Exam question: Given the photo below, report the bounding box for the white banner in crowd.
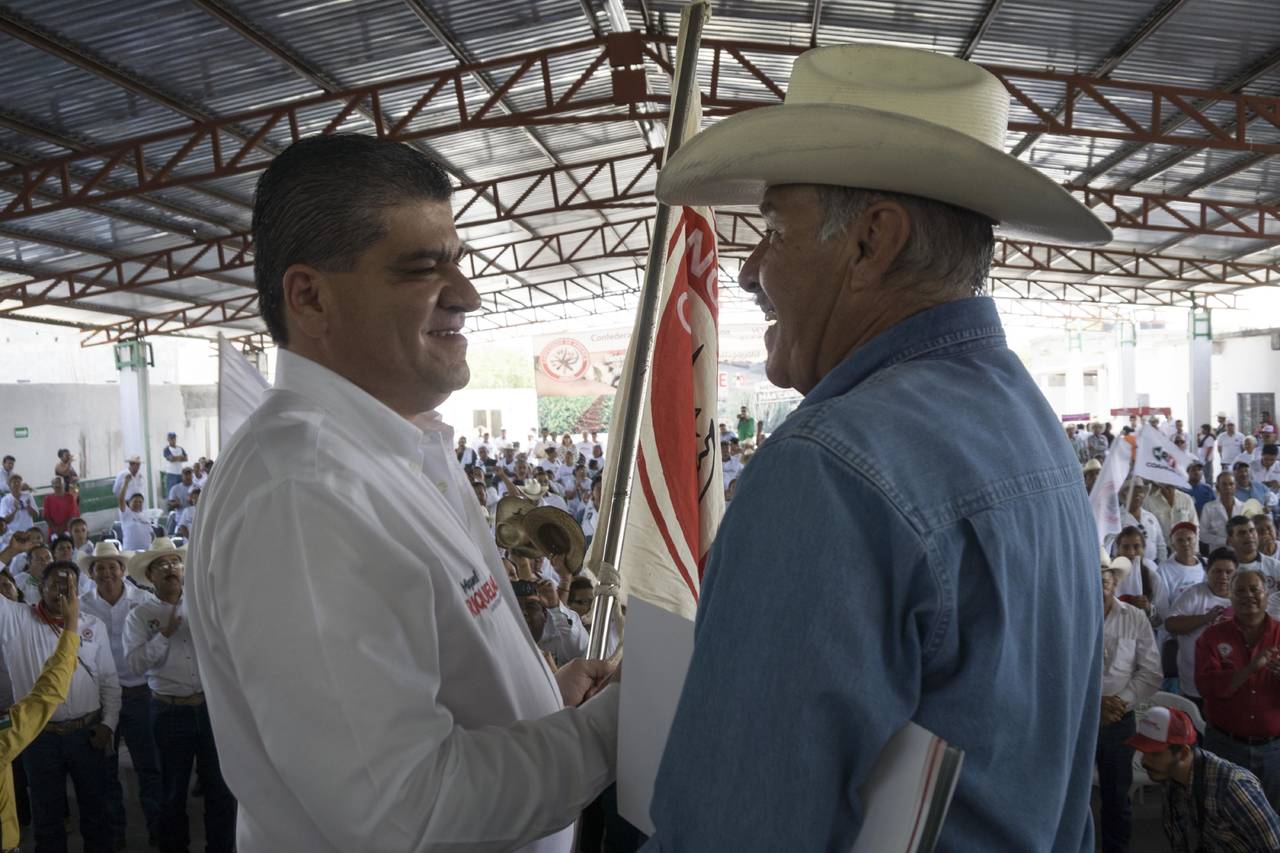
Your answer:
[1134,426,1196,488]
[1089,432,1133,549]
[217,335,270,450]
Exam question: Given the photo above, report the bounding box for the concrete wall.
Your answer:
[437,388,540,446]
[0,383,217,499]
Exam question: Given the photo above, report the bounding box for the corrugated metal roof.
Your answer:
[0,0,1277,340]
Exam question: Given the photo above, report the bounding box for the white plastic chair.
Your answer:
[1150,691,1206,734]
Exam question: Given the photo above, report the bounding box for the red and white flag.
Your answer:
[587,46,721,622]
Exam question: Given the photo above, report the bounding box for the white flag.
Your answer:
[1134,425,1196,488]
[217,335,270,451]
[1089,434,1134,549]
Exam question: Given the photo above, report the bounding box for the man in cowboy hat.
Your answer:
[80,541,163,848]
[1097,552,1161,852]
[123,538,236,853]
[186,133,616,853]
[0,560,119,852]
[112,455,146,505]
[645,44,1110,850]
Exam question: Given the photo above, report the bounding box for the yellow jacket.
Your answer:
[0,628,79,849]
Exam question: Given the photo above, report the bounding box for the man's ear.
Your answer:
[844,199,912,291]
[281,263,332,341]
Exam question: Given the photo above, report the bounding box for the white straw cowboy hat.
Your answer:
[656,44,1111,245]
[76,541,132,576]
[125,537,186,586]
[1101,550,1132,585]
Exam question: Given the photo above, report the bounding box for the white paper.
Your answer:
[616,595,694,835]
[852,722,951,853]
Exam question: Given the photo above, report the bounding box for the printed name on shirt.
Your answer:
[460,569,500,618]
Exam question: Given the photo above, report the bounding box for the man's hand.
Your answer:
[554,658,617,707]
[1251,646,1280,675]
[1101,695,1126,726]
[1128,595,1151,613]
[549,553,572,581]
[59,587,80,634]
[536,579,560,610]
[160,605,181,638]
[1206,605,1228,625]
[88,723,113,751]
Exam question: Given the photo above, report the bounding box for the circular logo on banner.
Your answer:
[538,338,590,382]
[1218,643,1234,658]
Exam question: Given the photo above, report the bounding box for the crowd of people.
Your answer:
[1080,412,1280,850]
[0,435,222,852]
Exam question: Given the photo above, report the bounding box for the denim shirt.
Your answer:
[644,297,1103,852]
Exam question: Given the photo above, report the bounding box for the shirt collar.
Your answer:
[799,296,1005,409]
[274,349,440,459]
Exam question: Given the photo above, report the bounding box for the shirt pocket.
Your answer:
[1109,637,1138,674]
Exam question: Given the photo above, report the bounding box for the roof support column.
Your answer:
[114,340,157,509]
[1118,319,1138,409]
[1188,303,1213,438]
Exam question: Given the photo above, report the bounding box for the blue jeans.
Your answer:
[22,724,111,853]
[1095,712,1135,853]
[1204,726,1280,814]
[151,699,236,853]
[107,685,161,843]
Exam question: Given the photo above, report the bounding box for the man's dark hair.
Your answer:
[569,576,593,593]
[57,448,69,457]
[1207,546,1239,567]
[1233,461,1251,471]
[39,560,79,585]
[1227,515,1255,536]
[68,517,86,529]
[1117,525,1145,544]
[251,133,454,345]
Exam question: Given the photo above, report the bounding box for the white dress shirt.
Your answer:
[1143,488,1197,546]
[1259,462,1280,488]
[1101,599,1161,708]
[1105,508,1167,564]
[0,598,120,728]
[167,482,191,508]
[163,445,187,477]
[722,457,743,489]
[1115,557,1166,614]
[581,504,600,540]
[124,596,202,696]
[539,603,589,667]
[1154,558,1205,621]
[0,492,37,533]
[1199,498,1236,551]
[10,570,90,603]
[82,583,154,689]
[113,470,146,502]
[1168,582,1231,698]
[186,349,616,853]
[175,504,197,533]
[119,508,153,552]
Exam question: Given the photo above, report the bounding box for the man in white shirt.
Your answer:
[80,542,162,848]
[495,429,513,452]
[532,428,553,460]
[1260,445,1280,490]
[113,455,147,505]
[456,436,478,468]
[1113,525,1165,624]
[191,461,209,492]
[1145,481,1197,550]
[1165,548,1237,700]
[166,467,194,513]
[175,488,200,538]
[118,486,155,553]
[124,540,236,853]
[513,579,590,668]
[1200,471,1240,552]
[0,473,38,541]
[161,433,188,498]
[187,135,616,853]
[1110,478,1167,564]
[1219,422,1245,469]
[1156,522,1206,622]
[539,445,561,474]
[1226,515,1280,614]
[0,560,119,852]
[1097,553,1161,852]
[721,442,743,493]
[12,541,53,605]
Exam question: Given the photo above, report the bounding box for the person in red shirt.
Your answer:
[1196,568,1280,812]
[41,476,79,536]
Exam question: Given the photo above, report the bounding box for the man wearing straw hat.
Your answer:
[186,134,617,853]
[646,44,1110,850]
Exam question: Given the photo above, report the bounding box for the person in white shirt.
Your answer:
[1200,471,1240,552]
[174,487,201,539]
[118,486,155,553]
[1218,422,1245,469]
[580,480,601,544]
[1258,514,1279,560]
[1109,478,1166,564]
[11,542,52,606]
[1112,525,1165,625]
[1155,522,1206,621]
[0,560,120,852]
[79,542,162,848]
[186,135,616,853]
[1097,552,1161,852]
[532,428,553,460]
[1198,425,1218,481]
[498,445,519,475]
[0,473,39,541]
[495,429,513,452]
[1144,481,1197,549]
[513,579,589,668]
[191,461,209,492]
[1259,445,1280,490]
[124,539,236,853]
[166,467,194,513]
[1226,515,1280,614]
[112,456,147,505]
[539,445,561,474]
[160,433,188,498]
[70,517,93,557]
[1164,548,1237,699]
[721,442,744,493]
[456,436,478,468]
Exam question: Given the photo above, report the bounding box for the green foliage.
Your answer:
[466,346,534,389]
[537,394,615,433]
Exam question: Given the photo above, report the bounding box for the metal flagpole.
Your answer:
[584,0,710,661]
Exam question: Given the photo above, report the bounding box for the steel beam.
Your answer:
[959,0,1006,60]
[8,36,1280,222]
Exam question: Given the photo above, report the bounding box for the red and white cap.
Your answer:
[1124,707,1197,753]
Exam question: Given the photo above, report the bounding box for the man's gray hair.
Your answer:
[815,186,995,299]
[1232,569,1268,593]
